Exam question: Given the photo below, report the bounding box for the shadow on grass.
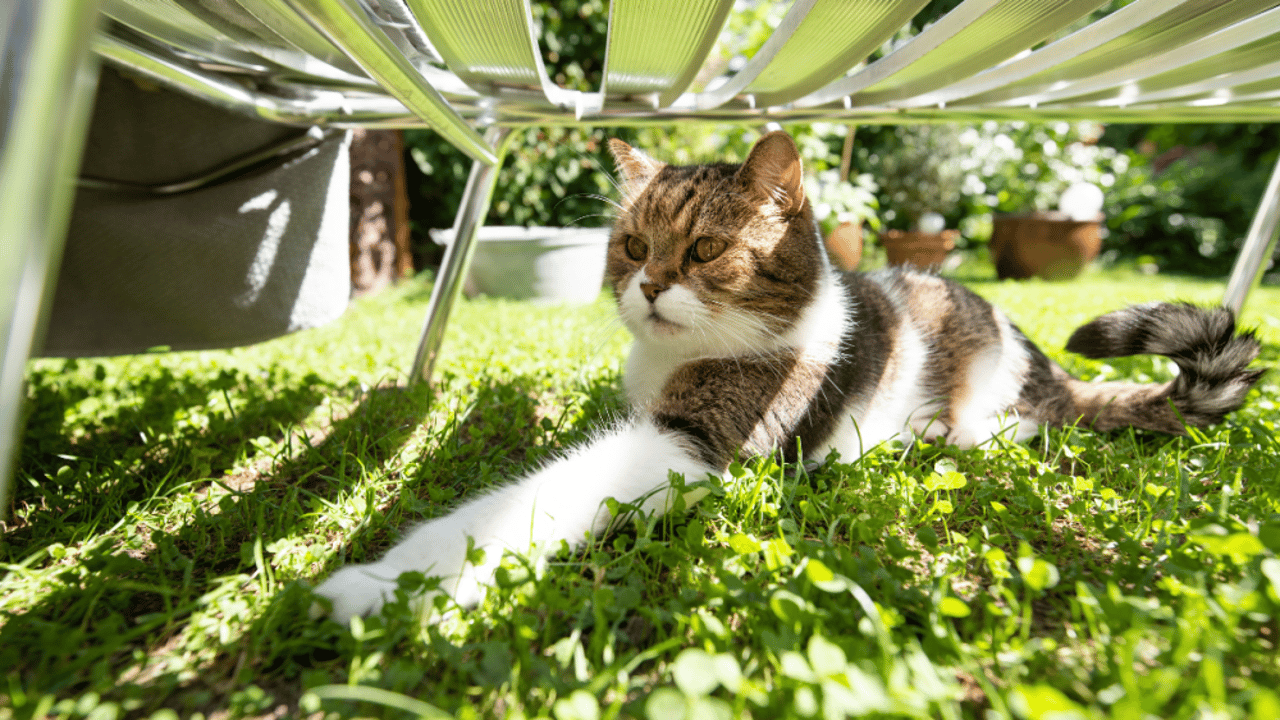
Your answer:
[315,370,626,566]
[1,367,435,709]
[0,364,625,715]
[10,362,328,546]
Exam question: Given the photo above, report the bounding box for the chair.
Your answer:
[3,0,1279,510]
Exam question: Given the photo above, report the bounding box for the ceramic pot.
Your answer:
[430,226,608,304]
[990,211,1103,280]
[880,229,958,270]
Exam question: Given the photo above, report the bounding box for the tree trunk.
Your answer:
[349,129,412,297]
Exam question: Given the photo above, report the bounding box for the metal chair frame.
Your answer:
[3,0,1280,510]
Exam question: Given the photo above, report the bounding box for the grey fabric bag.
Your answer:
[40,67,351,357]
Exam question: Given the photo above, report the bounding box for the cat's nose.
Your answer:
[640,281,666,303]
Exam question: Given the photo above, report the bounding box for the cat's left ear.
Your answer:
[609,139,665,206]
[738,131,805,216]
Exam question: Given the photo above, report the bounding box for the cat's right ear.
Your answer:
[609,139,665,206]
[738,131,805,216]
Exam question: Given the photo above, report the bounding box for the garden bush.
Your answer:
[1097,123,1280,274]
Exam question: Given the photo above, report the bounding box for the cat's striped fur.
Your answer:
[315,132,1263,622]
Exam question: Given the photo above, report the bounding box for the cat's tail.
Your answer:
[1060,302,1264,433]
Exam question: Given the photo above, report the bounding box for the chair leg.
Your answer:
[1223,151,1280,316]
[410,126,514,384]
[0,0,103,516]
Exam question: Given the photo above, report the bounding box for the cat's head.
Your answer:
[606,131,825,357]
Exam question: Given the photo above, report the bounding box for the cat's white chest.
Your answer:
[623,341,688,408]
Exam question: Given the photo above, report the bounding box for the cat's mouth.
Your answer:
[646,310,684,333]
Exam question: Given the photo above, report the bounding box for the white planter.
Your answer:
[430,226,609,304]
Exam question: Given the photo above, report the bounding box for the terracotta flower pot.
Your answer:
[990,211,1103,281]
[825,221,863,271]
[880,229,958,270]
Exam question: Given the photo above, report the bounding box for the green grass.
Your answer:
[3,266,1279,720]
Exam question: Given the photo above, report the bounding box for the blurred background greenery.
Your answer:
[403,0,1280,277]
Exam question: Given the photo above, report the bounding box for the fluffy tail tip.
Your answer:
[1065,302,1245,360]
[1066,302,1266,428]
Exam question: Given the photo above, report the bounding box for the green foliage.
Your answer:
[406,126,630,234]
[1096,123,1280,274]
[876,125,967,227]
[806,169,880,238]
[531,0,608,92]
[3,269,1279,718]
[632,124,760,166]
[854,118,1278,275]
[712,1,787,73]
[404,0,1275,282]
[950,121,1119,217]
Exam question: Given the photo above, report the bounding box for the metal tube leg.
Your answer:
[0,0,103,516]
[411,126,514,384]
[1223,151,1280,316]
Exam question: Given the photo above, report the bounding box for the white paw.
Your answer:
[312,562,403,624]
[447,565,489,609]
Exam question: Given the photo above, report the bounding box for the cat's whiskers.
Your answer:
[563,305,631,392]
[583,313,627,355]
[693,313,793,379]
[698,299,786,352]
[580,193,623,213]
[560,139,631,203]
[702,296,791,330]
[689,309,817,394]
[686,313,750,376]
[565,213,618,227]
[690,307,746,352]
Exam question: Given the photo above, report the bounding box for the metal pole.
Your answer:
[1223,151,1280,316]
[411,126,514,384]
[0,0,104,516]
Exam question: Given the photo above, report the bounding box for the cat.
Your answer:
[314,131,1264,622]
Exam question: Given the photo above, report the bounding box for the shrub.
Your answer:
[876,124,966,229]
[1096,123,1280,274]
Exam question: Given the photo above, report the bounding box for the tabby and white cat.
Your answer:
[315,131,1263,622]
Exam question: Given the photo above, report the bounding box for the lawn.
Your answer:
[2,265,1279,720]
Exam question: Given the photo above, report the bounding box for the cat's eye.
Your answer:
[625,235,648,261]
[692,236,727,263]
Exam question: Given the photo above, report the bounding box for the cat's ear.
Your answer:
[609,139,665,205]
[738,131,805,216]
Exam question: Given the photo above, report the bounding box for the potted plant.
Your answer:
[806,168,881,271]
[955,122,1116,280]
[876,125,964,269]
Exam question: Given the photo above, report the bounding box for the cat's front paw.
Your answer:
[312,562,402,623]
